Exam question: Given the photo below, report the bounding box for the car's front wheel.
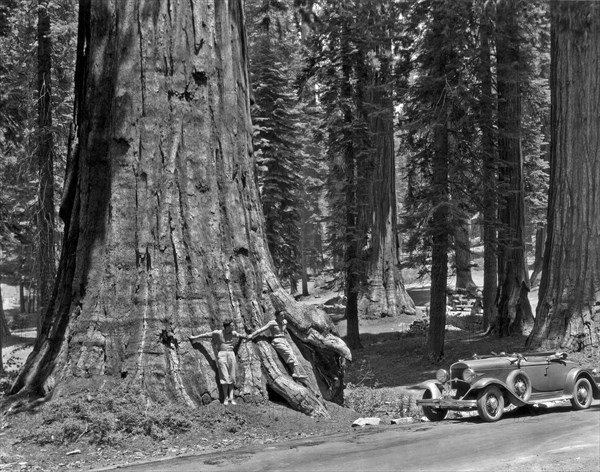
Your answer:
[477,386,505,422]
[570,378,593,410]
[421,389,448,421]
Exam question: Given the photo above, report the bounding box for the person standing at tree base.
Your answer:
[189,319,247,405]
[249,310,307,379]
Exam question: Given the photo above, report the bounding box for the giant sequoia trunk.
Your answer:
[527,1,600,352]
[495,0,533,336]
[7,0,350,416]
[358,82,415,320]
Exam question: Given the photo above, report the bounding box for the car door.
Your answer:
[545,357,570,392]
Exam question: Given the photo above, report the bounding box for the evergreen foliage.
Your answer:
[400,0,478,277]
[248,0,301,288]
[247,0,317,290]
[0,0,76,286]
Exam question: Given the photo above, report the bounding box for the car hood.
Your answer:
[452,357,515,371]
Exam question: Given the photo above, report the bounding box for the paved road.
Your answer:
[110,402,599,472]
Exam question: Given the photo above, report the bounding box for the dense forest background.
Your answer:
[0,0,598,393]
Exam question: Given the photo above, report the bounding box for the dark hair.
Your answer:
[222,318,233,327]
[275,310,286,317]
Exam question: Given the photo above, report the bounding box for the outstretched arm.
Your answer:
[248,321,275,340]
[189,330,217,341]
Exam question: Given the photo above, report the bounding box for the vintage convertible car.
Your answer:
[417,351,600,422]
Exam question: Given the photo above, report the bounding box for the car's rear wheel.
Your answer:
[570,378,593,410]
[507,370,532,402]
[421,388,448,421]
[477,386,505,422]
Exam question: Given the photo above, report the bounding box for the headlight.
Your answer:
[462,368,477,383]
[436,369,449,383]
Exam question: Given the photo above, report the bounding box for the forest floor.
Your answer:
[0,276,598,471]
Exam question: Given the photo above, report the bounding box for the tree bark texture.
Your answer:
[358,80,415,320]
[495,0,533,336]
[454,218,477,294]
[7,0,350,416]
[428,121,449,361]
[340,24,361,350]
[478,8,498,331]
[527,1,600,353]
[529,223,545,287]
[37,0,56,323]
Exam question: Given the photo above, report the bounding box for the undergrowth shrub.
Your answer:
[344,385,421,418]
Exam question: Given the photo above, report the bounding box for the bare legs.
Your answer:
[223,383,236,405]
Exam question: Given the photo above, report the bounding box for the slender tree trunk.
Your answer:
[428,120,449,361]
[495,0,533,336]
[37,0,56,335]
[6,0,350,416]
[527,1,600,352]
[19,279,25,313]
[344,182,361,350]
[300,208,310,297]
[529,223,545,287]
[340,21,361,350]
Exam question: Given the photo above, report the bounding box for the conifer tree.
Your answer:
[304,1,414,351]
[401,0,478,359]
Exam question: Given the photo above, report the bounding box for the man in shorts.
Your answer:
[189,319,247,404]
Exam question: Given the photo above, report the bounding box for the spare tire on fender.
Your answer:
[506,370,532,402]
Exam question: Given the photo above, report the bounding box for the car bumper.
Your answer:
[417,398,478,409]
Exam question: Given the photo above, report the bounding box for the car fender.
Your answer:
[564,368,600,399]
[469,377,528,406]
[417,380,444,397]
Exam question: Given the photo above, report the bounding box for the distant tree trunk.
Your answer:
[454,217,477,294]
[527,1,600,352]
[428,120,449,361]
[0,269,10,342]
[495,0,533,337]
[19,279,25,313]
[359,74,415,320]
[37,0,56,334]
[344,170,361,350]
[300,208,310,297]
[7,0,350,416]
[529,223,545,287]
[340,22,361,350]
